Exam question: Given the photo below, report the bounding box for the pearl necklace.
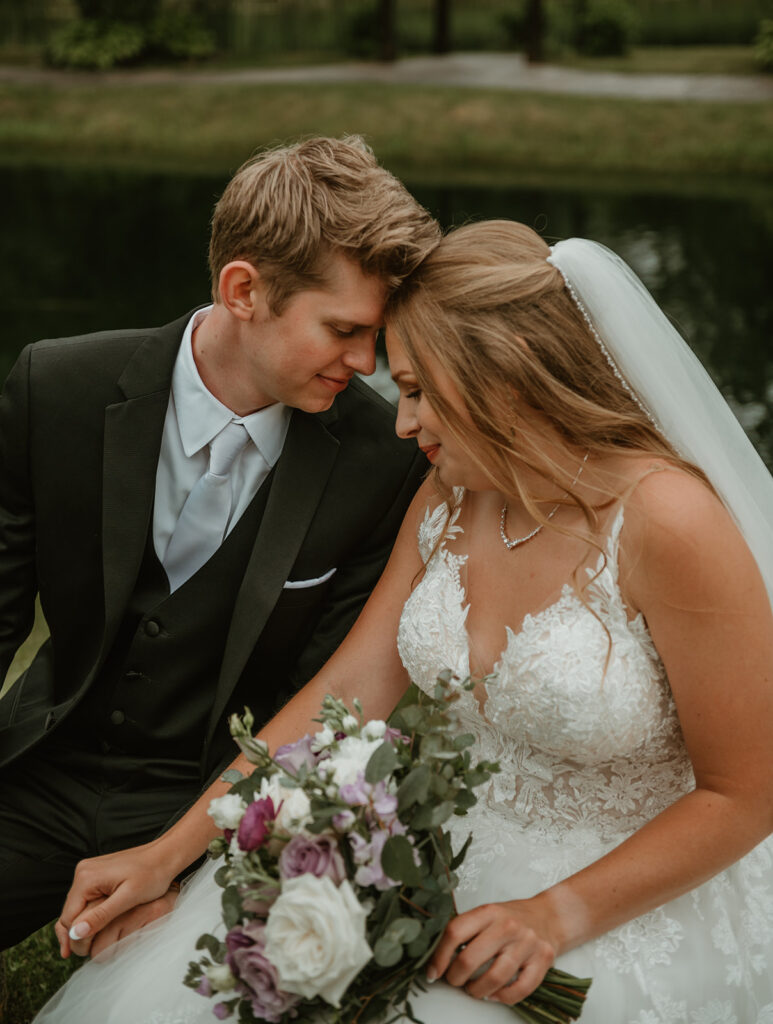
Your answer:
[499,453,589,551]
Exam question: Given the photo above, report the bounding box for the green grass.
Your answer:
[0,80,770,188]
[2,925,82,1024]
[556,44,761,75]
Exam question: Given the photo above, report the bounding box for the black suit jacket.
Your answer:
[0,310,425,780]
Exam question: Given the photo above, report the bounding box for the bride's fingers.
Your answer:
[88,889,180,958]
[427,906,493,981]
[490,956,552,1005]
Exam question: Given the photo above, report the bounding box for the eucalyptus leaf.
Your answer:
[385,917,422,944]
[381,834,423,886]
[221,884,242,929]
[365,740,400,783]
[220,768,244,783]
[373,936,403,967]
[397,764,431,811]
[452,733,475,750]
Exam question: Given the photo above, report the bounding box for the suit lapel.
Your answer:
[99,314,189,657]
[205,408,340,746]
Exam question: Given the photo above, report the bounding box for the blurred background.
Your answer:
[0,0,771,465]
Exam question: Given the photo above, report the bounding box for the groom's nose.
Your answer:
[342,335,377,377]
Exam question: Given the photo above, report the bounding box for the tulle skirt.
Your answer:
[34,820,773,1024]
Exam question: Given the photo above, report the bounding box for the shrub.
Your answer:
[755,19,773,72]
[46,9,216,69]
[576,0,637,57]
[148,9,215,60]
[47,19,145,70]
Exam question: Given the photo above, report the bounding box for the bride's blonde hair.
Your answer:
[386,219,707,554]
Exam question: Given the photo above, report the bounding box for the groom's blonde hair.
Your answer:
[209,136,440,312]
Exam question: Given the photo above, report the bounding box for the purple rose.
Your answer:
[226,921,300,1023]
[274,735,317,775]
[237,796,276,851]
[278,834,346,884]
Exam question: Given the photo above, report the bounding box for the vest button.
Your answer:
[144,619,161,638]
[110,709,125,726]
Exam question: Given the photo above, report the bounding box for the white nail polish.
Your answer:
[69,922,90,940]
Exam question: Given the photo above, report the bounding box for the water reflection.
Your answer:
[1,166,770,467]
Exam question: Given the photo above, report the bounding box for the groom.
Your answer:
[0,136,438,951]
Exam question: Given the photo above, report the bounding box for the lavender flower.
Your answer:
[225,922,300,1023]
[273,735,316,775]
[278,834,346,884]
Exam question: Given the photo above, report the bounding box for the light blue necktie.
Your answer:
[162,420,250,592]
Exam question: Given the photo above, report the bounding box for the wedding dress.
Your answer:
[34,492,773,1024]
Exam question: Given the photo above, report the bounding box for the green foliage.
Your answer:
[755,19,773,71]
[45,6,215,70]
[47,19,146,70]
[148,8,216,60]
[2,923,82,1023]
[575,0,637,57]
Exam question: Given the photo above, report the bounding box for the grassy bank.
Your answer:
[0,79,770,185]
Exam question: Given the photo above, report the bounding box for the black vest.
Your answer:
[57,477,273,776]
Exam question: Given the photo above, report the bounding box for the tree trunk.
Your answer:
[433,0,451,54]
[377,0,397,62]
[524,0,545,64]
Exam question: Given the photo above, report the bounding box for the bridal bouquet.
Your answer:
[185,672,591,1023]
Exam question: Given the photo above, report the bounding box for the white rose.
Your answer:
[205,962,236,993]
[207,793,247,830]
[264,875,372,1006]
[362,719,387,741]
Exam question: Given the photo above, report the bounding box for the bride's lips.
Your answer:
[317,373,351,394]
[420,444,441,463]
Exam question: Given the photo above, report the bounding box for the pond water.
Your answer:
[1,165,771,467]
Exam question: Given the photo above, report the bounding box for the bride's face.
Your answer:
[386,330,493,491]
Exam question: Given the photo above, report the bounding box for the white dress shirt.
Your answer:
[153,306,291,566]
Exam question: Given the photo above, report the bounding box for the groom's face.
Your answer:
[242,255,388,413]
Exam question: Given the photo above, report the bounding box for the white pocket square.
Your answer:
[283,567,337,590]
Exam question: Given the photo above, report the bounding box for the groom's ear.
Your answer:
[219,261,267,322]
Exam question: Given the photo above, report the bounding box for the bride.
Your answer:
[37,221,773,1022]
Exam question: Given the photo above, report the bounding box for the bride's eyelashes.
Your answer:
[406,389,421,400]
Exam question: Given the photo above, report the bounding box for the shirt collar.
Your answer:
[172,306,291,467]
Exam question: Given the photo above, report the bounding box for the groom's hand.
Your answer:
[64,888,181,958]
[55,842,176,958]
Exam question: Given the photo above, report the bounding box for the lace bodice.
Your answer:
[397,492,695,879]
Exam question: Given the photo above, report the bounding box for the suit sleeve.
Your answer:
[287,449,427,691]
[0,346,38,685]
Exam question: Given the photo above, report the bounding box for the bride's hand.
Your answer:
[65,886,181,958]
[426,900,557,1004]
[55,841,176,958]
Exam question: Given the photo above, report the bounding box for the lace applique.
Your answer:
[397,494,773,1019]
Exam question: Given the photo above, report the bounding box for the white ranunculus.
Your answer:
[362,719,387,741]
[207,793,247,830]
[264,875,372,1006]
[322,735,382,788]
[311,725,335,752]
[258,776,312,835]
[205,962,236,992]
